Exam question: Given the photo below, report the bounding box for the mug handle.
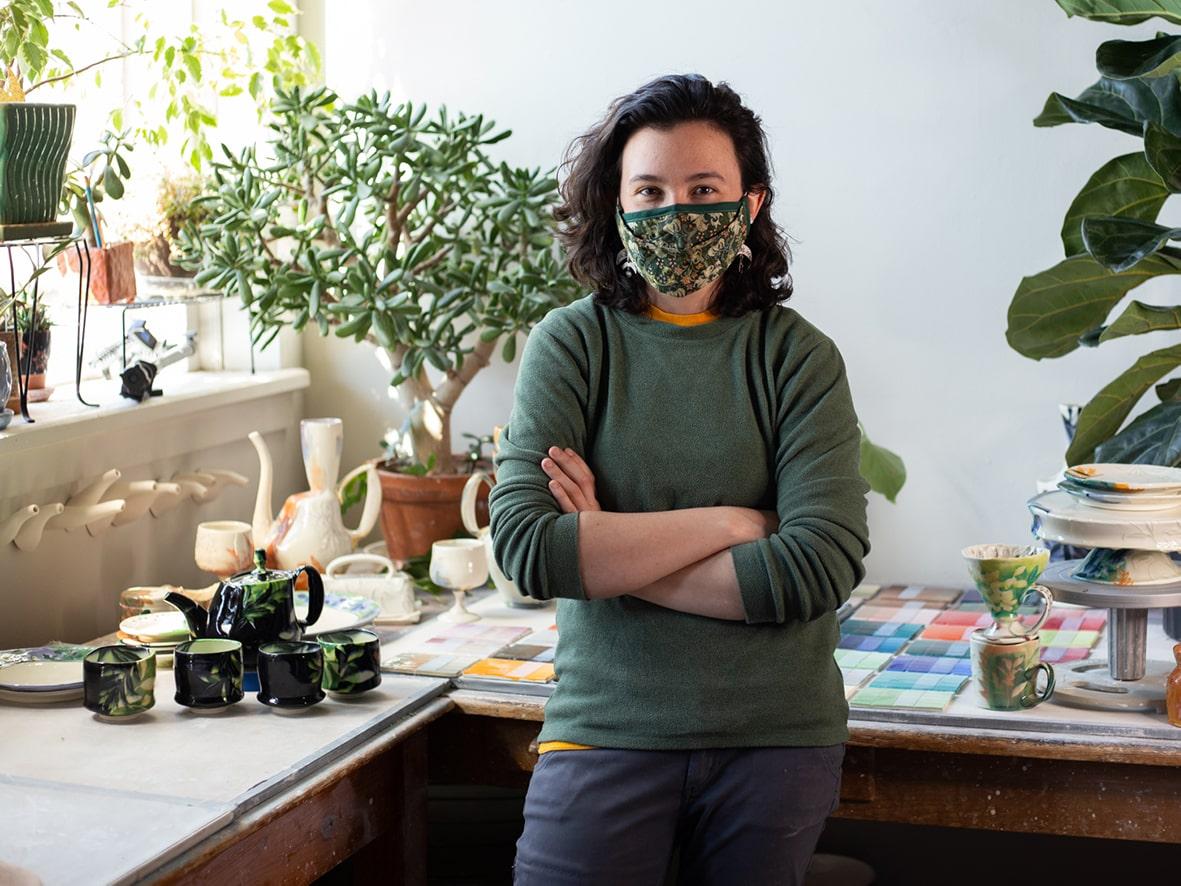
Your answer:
[326,552,396,578]
[462,471,493,535]
[1020,662,1055,708]
[1019,584,1054,637]
[299,565,325,628]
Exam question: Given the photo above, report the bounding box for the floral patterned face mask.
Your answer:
[615,194,751,298]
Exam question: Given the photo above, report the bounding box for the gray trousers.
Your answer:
[513,744,844,886]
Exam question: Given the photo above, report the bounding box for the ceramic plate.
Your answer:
[1028,489,1181,549]
[1059,482,1181,511]
[1065,464,1181,492]
[0,685,83,704]
[0,660,83,692]
[119,611,191,643]
[296,591,382,636]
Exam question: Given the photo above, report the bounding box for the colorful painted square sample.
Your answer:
[1041,612,1107,632]
[1039,629,1101,649]
[855,605,942,625]
[841,619,924,639]
[381,651,484,677]
[837,634,910,654]
[1039,647,1093,663]
[851,583,881,599]
[849,686,957,711]
[905,639,971,659]
[834,649,893,671]
[886,655,973,676]
[462,658,555,682]
[919,624,978,642]
[842,668,879,689]
[933,610,993,628]
[868,671,968,693]
[499,643,555,662]
[873,585,963,608]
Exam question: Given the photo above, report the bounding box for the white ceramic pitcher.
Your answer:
[461,470,546,608]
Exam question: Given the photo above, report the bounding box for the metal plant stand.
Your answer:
[1,222,94,422]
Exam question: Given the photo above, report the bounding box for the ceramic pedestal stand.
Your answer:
[1028,490,1181,712]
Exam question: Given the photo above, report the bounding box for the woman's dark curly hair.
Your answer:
[554,73,792,317]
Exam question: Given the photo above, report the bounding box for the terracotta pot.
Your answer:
[56,241,137,304]
[377,455,491,561]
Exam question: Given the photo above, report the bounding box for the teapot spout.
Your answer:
[248,431,275,547]
[164,590,206,638]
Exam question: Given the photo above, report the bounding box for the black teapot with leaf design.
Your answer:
[166,550,324,667]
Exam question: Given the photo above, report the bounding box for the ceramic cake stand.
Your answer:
[1028,490,1181,712]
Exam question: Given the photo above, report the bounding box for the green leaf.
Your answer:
[501,333,516,363]
[1144,121,1181,191]
[1008,253,1181,358]
[1055,0,1181,25]
[1159,377,1181,400]
[1034,75,1181,137]
[1068,342,1181,464]
[1060,153,1169,255]
[102,166,124,200]
[268,0,295,13]
[1098,34,1181,80]
[1082,216,1181,270]
[1099,299,1181,342]
[859,430,906,503]
[1094,400,1181,464]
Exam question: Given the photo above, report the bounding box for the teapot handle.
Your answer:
[299,566,325,628]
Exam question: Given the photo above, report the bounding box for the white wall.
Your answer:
[302,1,1178,586]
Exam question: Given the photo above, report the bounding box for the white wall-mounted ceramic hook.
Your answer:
[109,481,170,526]
[190,468,249,503]
[48,499,126,535]
[15,503,64,551]
[0,505,39,547]
[70,469,122,508]
[151,474,211,517]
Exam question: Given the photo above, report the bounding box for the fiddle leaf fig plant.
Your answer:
[1008,0,1181,467]
[177,84,582,474]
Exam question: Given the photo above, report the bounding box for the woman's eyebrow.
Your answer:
[627,171,726,184]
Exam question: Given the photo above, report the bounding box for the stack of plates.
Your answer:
[118,611,192,657]
[0,659,84,704]
[1060,464,1181,511]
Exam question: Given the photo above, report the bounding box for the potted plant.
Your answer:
[0,1,77,227]
[129,172,210,278]
[14,298,51,390]
[177,85,584,559]
[55,129,137,303]
[1008,2,1181,467]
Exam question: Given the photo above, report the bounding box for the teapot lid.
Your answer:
[230,549,282,583]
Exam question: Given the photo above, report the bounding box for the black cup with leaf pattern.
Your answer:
[174,638,245,710]
[257,640,324,710]
[83,645,156,720]
[318,629,382,696]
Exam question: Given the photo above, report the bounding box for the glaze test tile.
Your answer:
[886,655,973,676]
[849,686,957,711]
[841,620,924,639]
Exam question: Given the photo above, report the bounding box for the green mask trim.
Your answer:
[620,199,746,223]
[615,194,751,298]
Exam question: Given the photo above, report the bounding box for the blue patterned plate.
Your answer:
[295,591,382,637]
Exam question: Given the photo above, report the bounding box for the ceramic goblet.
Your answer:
[195,520,254,580]
[962,543,1053,642]
[430,538,489,624]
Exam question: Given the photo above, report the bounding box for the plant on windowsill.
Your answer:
[176,84,583,560]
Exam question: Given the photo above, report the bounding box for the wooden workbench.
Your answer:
[429,689,1181,845]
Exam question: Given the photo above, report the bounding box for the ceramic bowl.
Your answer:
[317,628,382,697]
[1073,548,1181,586]
[1065,463,1181,493]
[83,645,156,721]
[256,640,324,711]
[174,638,245,711]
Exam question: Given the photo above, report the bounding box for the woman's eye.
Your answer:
[637,186,660,197]
[694,186,716,196]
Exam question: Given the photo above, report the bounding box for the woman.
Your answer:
[488,73,871,886]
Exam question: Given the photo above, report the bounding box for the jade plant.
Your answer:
[177,85,583,474]
[1009,0,1181,466]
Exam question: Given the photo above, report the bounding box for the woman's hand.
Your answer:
[541,446,601,513]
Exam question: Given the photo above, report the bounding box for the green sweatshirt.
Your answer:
[487,292,871,749]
